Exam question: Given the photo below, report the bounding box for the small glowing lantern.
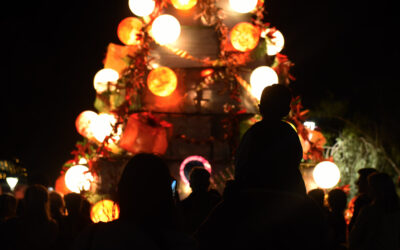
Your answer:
[75,110,99,140]
[230,22,260,52]
[263,29,285,56]
[117,17,143,46]
[151,15,181,45]
[249,66,279,99]
[179,155,212,185]
[6,177,18,191]
[64,165,94,193]
[313,161,340,189]
[128,0,155,17]
[93,68,119,94]
[229,0,258,13]
[147,67,178,97]
[92,113,117,143]
[171,0,197,10]
[91,200,120,223]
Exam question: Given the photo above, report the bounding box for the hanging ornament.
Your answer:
[261,28,285,56]
[91,200,120,223]
[64,165,94,193]
[249,66,279,100]
[229,0,258,13]
[171,0,197,10]
[117,17,143,46]
[151,15,181,45]
[75,110,99,140]
[230,22,260,52]
[313,161,341,189]
[147,66,178,97]
[93,68,119,94]
[128,0,155,17]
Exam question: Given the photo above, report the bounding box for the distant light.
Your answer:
[128,0,155,17]
[304,121,316,131]
[91,200,120,223]
[93,68,119,94]
[249,66,279,100]
[313,161,340,189]
[229,0,258,13]
[65,165,94,193]
[6,177,18,191]
[171,0,197,10]
[151,15,181,45]
[262,29,285,56]
[179,155,211,185]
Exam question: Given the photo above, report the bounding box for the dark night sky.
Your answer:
[2,0,398,186]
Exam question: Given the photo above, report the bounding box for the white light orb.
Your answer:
[93,68,119,94]
[229,0,258,13]
[313,161,341,189]
[128,0,155,17]
[92,113,117,143]
[65,165,94,193]
[265,29,285,56]
[249,66,279,100]
[6,177,18,191]
[151,15,181,45]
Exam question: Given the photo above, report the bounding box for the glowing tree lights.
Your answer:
[250,66,279,99]
[91,200,120,223]
[151,15,181,45]
[171,0,197,10]
[229,0,258,13]
[230,22,260,52]
[313,161,341,189]
[117,17,144,46]
[263,29,285,56]
[128,0,155,17]
[93,68,119,94]
[64,165,94,193]
[147,66,178,97]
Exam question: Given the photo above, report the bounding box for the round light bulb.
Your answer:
[75,110,99,140]
[313,161,341,189]
[91,200,120,223]
[92,113,117,143]
[93,69,119,94]
[171,0,197,10]
[249,66,279,100]
[65,165,94,193]
[263,29,285,56]
[229,0,258,13]
[147,66,178,97]
[128,0,155,17]
[151,15,181,45]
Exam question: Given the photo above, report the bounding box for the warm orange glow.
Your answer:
[200,68,214,77]
[117,17,143,46]
[171,0,197,10]
[230,22,260,52]
[147,67,178,96]
[75,110,98,140]
[55,174,70,195]
[91,200,120,223]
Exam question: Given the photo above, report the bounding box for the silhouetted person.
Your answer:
[308,188,327,209]
[349,172,400,250]
[180,167,221,234]
[49,191,66,227]
[348,168,378,232]
[2,184,58,250]
[0,193,17,223]
[235,84,306,194]
[327,188,348,250]
[72,153,197,250]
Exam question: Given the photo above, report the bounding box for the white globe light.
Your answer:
[65,165,94,193]
[128,0,155,17]
[265,29,285,56]
[151,15,181,45]
[313,161,341,189]
[229,0,258,13]
[92,113,117,143]
[6,177,18,191]
[250,66,279,100]
[93,68,119,94]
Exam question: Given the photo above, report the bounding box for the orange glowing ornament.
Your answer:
[91,200,120,223]
[147,67,178,97]
[230,22,260,52]
[117,17,143,46]
[171,0,197,10]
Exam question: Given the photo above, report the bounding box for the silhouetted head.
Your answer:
[368,172,399,211]
[64,193,83,216]
[356,168,378,194]
[307,188,325,208]
[117,153,173,223]
[189,167,211,192]
[49,191,65,217]
[23,184,51,220]
[0,193,17,221]
[259,84,292,120]
[327,189,347,213]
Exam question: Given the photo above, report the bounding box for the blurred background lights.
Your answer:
[229,0,258,13]
[6,177,18,191]
[171,0,197,10]
[65,165,94,193]
[151,14,181,45]
[313,161,341,189]
[304,121,316,131]
[93,68,119,94]
[263,29,285,56]
[117,17,143,46]
[250,66,279,100]
[128,0,155,17]
[91,200,120,223]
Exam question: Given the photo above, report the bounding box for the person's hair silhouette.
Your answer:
[259,83,292,119]
[189,167,211,192]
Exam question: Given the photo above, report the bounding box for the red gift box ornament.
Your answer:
[119,112,172,155]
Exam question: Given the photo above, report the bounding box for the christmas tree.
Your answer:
[54,0,328,222]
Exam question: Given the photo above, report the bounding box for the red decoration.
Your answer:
[119,112,172,155]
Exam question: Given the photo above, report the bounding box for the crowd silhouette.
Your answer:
[1,84,399,249]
